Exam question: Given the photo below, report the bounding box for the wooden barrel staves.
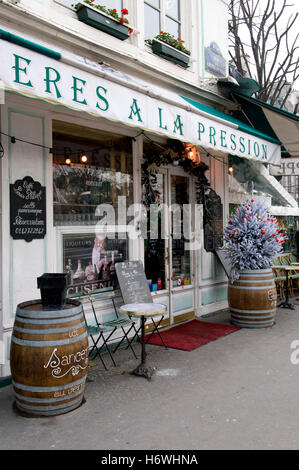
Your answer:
[228,269,277,328]
[10,299,88,416]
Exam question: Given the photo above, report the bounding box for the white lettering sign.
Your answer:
[0,41,281,165]
[44,346,88,379]
[270,158,299,176]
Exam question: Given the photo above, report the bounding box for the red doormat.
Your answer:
[146,320,240,351]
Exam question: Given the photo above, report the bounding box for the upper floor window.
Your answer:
[144,0,181,40]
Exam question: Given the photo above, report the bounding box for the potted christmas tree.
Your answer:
[223,198,285,328]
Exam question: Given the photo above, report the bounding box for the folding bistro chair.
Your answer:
[89,290,138,365]
[69,288,114,370]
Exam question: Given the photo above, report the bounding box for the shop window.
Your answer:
[53,120,133,227]
[144,0,181,40]
[63,232,127,295]
[53,120,133,292]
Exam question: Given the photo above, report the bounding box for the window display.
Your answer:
[53,121,133,295]
[63,233,127,295]
[53,120,133,227]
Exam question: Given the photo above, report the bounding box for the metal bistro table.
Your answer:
[273,265,299,310]
[119,303,166,380]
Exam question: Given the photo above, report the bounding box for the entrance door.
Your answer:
[143,168,194,325]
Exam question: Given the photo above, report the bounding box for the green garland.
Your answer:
[141,140,210,208]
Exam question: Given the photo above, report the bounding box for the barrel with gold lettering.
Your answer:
[10,299,88,416]
[228,268,277,328]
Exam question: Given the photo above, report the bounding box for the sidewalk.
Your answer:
[1,301,299,450]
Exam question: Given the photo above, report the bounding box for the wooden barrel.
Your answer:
[228,269,277,328]
[10,299,88,416]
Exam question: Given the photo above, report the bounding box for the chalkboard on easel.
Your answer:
[115,261,153,304]
[215,248,232,278]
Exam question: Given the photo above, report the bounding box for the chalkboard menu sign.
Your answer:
[10,176,46,242]
[115,261,153,304]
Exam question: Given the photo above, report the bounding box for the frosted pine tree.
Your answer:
[223,198,285,282]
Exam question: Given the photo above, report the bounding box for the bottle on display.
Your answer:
[73,259,85,281]
[102,256,110,281]
[65,258,73,285]
[109,252,116,281]
[85,261,95,282]
[157,277,162,290]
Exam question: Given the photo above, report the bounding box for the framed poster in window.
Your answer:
[63,232,127,295]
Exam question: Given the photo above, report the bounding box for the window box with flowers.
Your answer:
[75,1,133,40]
[146,32,190,68]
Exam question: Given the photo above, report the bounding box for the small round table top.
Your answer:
[119,303,166,317]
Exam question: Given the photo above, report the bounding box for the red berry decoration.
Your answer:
[261,230,266,235]
[229,234,233,238]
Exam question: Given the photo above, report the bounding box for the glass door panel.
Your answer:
[144,173,167,292]
[170,175,191,288]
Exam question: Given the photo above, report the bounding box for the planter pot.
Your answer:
[228,268,277,328]
[151,41,190,68]
[37,273,69,310]
[76,6,130,40]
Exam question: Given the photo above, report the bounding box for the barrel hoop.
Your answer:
[12,377,86,392]
[11,331,87,347]
[16,308,83,319]
[14,389,84,403]
[234,279,274,284]
[15,401,83,416]
[15,313,84,325]
[239,269,272,274]
[231,314,274,320]
[13,320,86,335]
[240,268,272,275]
[228,284,275,290]
[230,307,276,314]
[16,300,82,319]
[15,395,83,412]
[233,320,274,328]
[238,272,273,277]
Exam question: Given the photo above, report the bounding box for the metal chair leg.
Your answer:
[145,316,167,349]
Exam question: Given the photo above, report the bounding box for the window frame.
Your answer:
[144,0,182,40]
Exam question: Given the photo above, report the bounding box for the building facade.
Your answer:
[0,0,286,377]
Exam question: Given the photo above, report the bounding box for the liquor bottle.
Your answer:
[85,261,95,282]
[65,259,73,285]
[109,252,116,281]
[73,260,85,281]
[102,256,110,281]
[157,277,162,290]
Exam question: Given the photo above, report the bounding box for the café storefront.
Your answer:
[0,32,282,376]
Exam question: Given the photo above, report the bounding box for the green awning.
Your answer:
[181,95,281,146]
[216,88,299,158]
